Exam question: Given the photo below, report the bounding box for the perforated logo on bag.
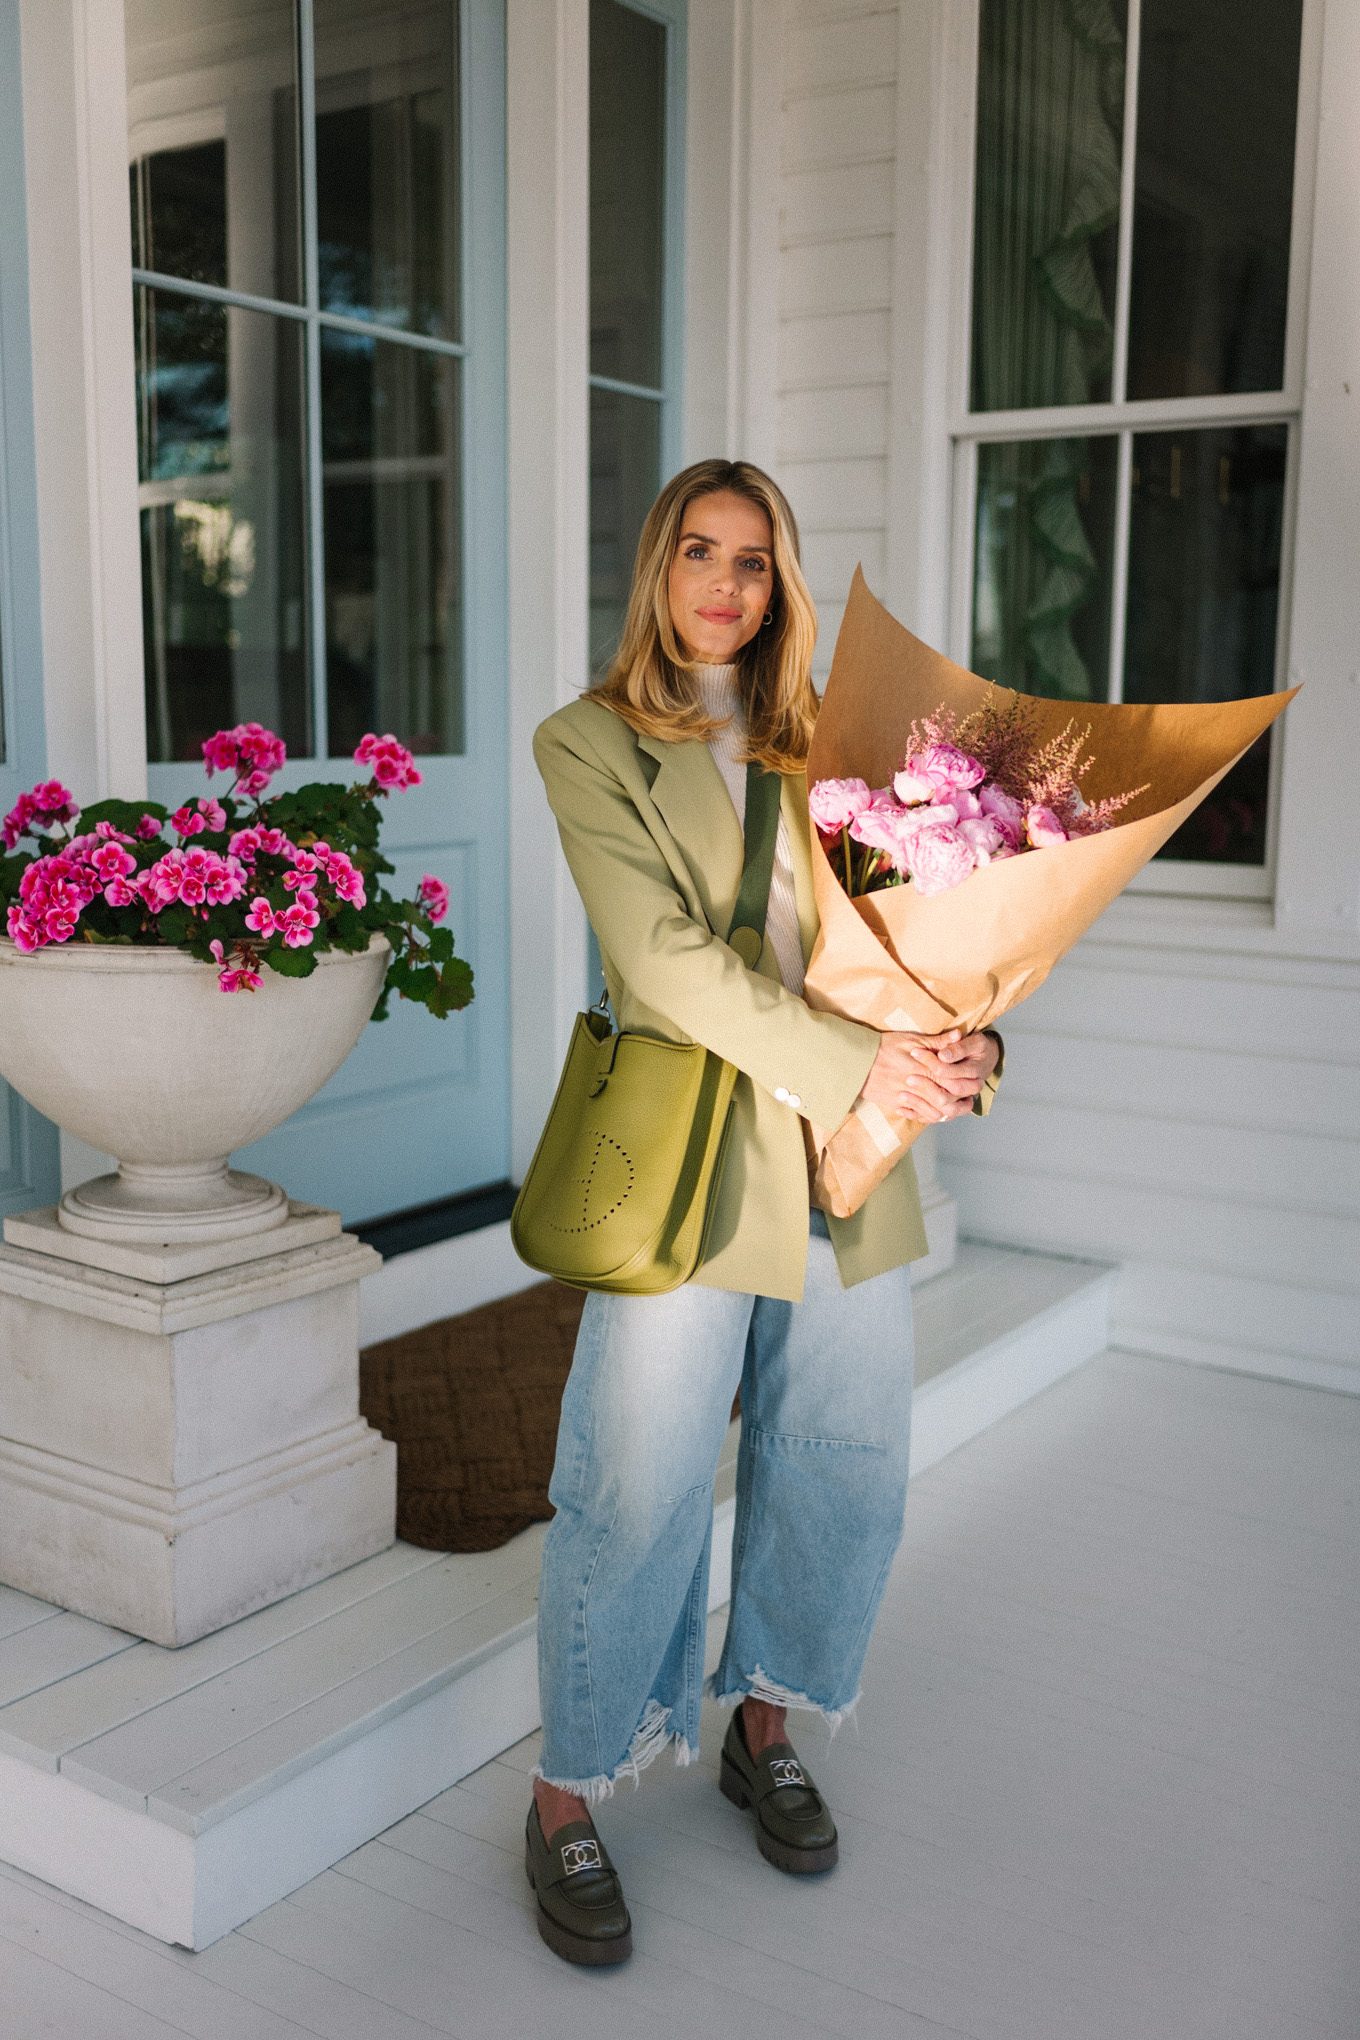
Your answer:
[560,1839,603,1876]
[547,1128,635,1233]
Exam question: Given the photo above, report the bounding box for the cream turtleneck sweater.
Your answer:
[693,663,806,996]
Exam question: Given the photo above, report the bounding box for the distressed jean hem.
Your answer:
[531,1696,698,1804]
[703,1663,861,1738]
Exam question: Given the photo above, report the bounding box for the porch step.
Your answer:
[0,1241,1111,1949]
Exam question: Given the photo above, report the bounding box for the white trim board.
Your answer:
[0,1241,1110,1948]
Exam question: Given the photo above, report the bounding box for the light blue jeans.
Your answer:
[533,1210,915,1799]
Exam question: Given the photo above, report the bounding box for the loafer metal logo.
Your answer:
[769,1758,805,1787]
[560,1838,603,1875]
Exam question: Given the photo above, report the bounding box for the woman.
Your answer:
[525,458,1001,1966]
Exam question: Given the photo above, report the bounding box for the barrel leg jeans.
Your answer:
[533,1211,916,1800]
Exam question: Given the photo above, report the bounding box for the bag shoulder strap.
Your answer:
[727,763,781,967]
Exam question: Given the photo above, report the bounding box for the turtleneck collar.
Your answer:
[692,661,740,714]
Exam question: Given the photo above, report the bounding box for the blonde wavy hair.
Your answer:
[589,458,819,773]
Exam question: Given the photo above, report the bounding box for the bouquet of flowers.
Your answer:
[0,723,472,1021]
[802,569,1295,1217]
[811,693,1149,900]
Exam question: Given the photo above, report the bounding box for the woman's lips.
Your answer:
[697,607,742,622]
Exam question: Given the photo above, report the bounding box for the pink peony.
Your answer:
[957,815,1009,865]
[807,776,873,834]
[894,744,985,805]
[978,783,1025,846]
[849,792,914,875]
[904,820,978,896]
[354,731,422,790]
[1025,803,1068,848]
[417,873,449,922]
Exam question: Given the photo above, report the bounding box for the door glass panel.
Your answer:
[1125,422,1286,861]
[313,0,461,339]
[589,0,666,389]
[971,0,1127,411]
[589,385,660,676]
[136,286,310,762]
[321,328,463,758]
[1127,0,1302,399]
[125,0,301,303]
[971,435,1119,701]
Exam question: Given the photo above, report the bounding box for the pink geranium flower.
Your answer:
[417,874,448,922]
[354,732,422,790]
[202,721,287,798]
[244,897,277,937]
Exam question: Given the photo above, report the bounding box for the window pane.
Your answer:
[313,0,461,339]
[136,286,310,763]
[1125,423,1286,862]
[1127,0,1302,400]
[322,330,462,757]
[126,0,301,303]
[971,435,1119,701]
[589,387,660,676]
[971,0,1127,412]
[590,0,666,389]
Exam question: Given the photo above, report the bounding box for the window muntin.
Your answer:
[127,0,468,764]
[962,0,1306,879]
[587,0,682,680]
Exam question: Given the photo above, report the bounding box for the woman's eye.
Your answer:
[740,557,768,573]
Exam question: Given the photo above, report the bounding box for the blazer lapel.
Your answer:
[636,731,745,935]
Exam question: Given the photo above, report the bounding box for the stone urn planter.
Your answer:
[0,931,389,1254]
[0,933,399,1644]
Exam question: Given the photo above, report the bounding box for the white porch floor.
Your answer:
[2,1346,1357,2039]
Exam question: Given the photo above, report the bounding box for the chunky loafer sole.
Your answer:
[524,1832,633,1966]
[720,1750,840,1874]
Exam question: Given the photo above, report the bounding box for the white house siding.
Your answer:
[776,1,898,682]
[766,0,1360,1392]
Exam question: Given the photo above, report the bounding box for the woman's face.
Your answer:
[666,489,776,663]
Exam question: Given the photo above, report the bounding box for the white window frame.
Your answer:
[587,0,688,496]
[942,0,1326,902]
[128,0,503,770]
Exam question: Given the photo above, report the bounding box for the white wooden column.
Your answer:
[505,0,592,1180]
[18,0,145,806]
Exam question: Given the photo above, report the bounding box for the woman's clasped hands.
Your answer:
[858,1027,999,1125]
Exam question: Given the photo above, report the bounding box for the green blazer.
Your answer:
[534,695,992,1302]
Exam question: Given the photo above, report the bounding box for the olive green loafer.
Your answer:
[524,1802,633,1965]
[719,1709,840,1874]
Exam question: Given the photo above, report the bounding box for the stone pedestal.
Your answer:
[0,1202,396,1647]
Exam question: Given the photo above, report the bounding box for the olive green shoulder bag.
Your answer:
[510,762,782,1294]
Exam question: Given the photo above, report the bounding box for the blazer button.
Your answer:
[786,1092,802,1111]
[773,1086,790,1103]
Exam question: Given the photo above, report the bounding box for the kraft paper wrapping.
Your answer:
[804,568,1297,1217]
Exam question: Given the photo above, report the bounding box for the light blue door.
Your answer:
[129,0,507,1227]
[0,0,61,1223]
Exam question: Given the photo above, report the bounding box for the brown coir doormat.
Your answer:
[359,1280,587,1552]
